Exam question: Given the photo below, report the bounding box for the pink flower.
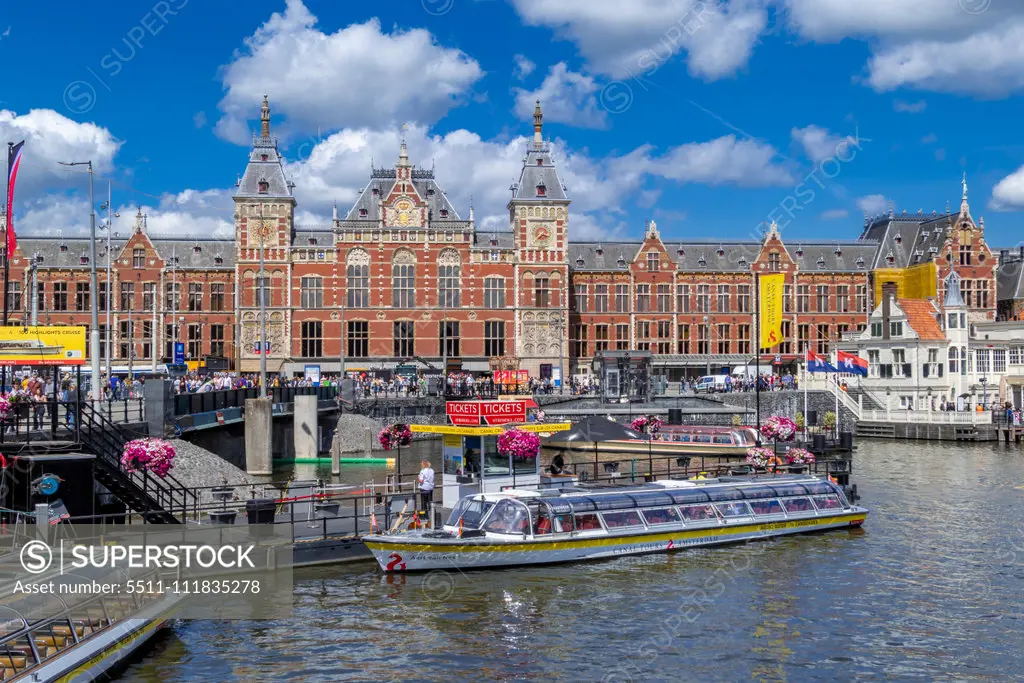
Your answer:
[497,429,540,459]
[121,438,176,478]
[378,423,412,450]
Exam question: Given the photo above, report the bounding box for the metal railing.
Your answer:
[860,409,993,425]
[562,452,852,485]
[173,386,338,417]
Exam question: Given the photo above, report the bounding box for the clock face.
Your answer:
[532,225,551,246]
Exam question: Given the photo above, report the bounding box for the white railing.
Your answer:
[825,381,862,420]
[861,409,993,425]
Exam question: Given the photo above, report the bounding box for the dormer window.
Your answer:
[738,257,747,268]
[261,154,268,162]
[795,247,804,258]
[894,233,902,245]
[372,188,379,196]
[258,179,269,194]
[80,253,89,265]
[886,252,895,264]
[59,242,68,253]
[536,184,546,197]
[576,257,585,267]
[595,247,603,256]
[834,246,842,257]
[616,257,626,268]
[359,209,368,218]
[214,256,224,265]
[308,237,317,246]
[173,257,180,266]
[677,247,685,257]
[816,255,826,269]
[716,246,724,257]
[193,245,201,254]
[697,254,707,267]
[856,257,865,269]
[440,209,448,218]
[537,158,543,166]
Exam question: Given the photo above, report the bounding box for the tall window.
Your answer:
[717,285,730,313]
[75,283,89,311]
[347,250,370,308]
[141,320,153,359]
[533,276,550,308]
[657,321,671,354]
[816,285,829,313]
[737,325,751,354]
[188,324,202,359]
[301,321,323,358]
[677,324,690,354]
[574,325,588,357]
[574,284,588,312]
[856,285,867,313]
[120,282,135,311]
[36,282,44,313]
[300,277,323,308]
[615,323,629,351]
[347,321,368,357]
[797,285,810,313]
[677,284,690,313]
[209,324,225,356]
[484,278,505,309]
[647,252,660,271]
[615,284,629,312]
[484,321,505,357]
[948,347,959,374]
[143,283,156,311]
[636,321,650,352]
[780,321,792,355]
[188,283,203,311]
[737,285,751,313]
[717,324,730,354]
[768,252,781,271]
[119,320,133,359]
[696,285,709,313]
[6,282,20,313]
[595,325,609,353]
[784,285,793,313]
[636,284,650,312]
[816,324,830,354]
[210,283,225,311]
[836,285,849,313]
[98,283,108,311]
[165,323,176,359]
[974,280,988,308]
[133,248,145,268]
[797,324,810,353]
[976,348,990,373]
[165,282,181,311]
[440,321,460,357]
[959,244,971,266]
[594,284,608,313]
[393,250,416,308]
[438,250,461,308]
[53,283,68,311]
[394,321,415,357]
[657,284,671,312]
[697,325,708,355]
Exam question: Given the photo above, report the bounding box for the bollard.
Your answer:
[35,503,49,543]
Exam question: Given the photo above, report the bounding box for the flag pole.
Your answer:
[755,274,761,433]
[3,141,11,328]
[834,352,840,437]
[803,352,808,436]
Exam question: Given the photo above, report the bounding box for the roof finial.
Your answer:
[260,94,271,138]
[332,201,338,222]
[533,100,543,148]
[961,171,968,201]
[469,196,475,225]
[398,123,409,167]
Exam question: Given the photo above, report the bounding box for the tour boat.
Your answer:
[363,475,868,572]
[545,425,759,458]
[0,340,64,358]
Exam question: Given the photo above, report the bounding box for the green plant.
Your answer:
[795,412,805,429]
[731,414,742,426]
[823,411,837,430]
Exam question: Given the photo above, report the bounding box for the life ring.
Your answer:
[0,454,6,469]
[767,456,784,470]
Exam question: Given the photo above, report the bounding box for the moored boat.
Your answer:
[544,424,759,458]
[364,475,867,572]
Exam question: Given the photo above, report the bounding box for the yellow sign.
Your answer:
[186,360,200,371]
[758,274,784,349]
[873,261,937,303]
[514,423,570,433]
[443,436,462,448]
[410,424,503,436]
[0,326,86,366]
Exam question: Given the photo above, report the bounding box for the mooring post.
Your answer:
[34,503,49,543]
[244,397,273,475]
[293,395,319,461]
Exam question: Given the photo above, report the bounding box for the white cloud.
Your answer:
[893,99,926,113]
[920,133,937,144]
[934,148,946,161]
[513,54,536,79]
[650,135,793,187]
[782,0,988,40]
[214,0,484,143]
[856,194,889,215]
[791,125,858,163]
[820,208,849,220]
[509,0,769,80]
[513,63,607,129]
[990,165,1024,211]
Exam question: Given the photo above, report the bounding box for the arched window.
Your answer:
[438,249,461,308]
[948,347,958,374]
[392,248,416,308]
[346,249,370,308]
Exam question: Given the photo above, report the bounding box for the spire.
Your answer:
[533,100,543,148]
[944,269,965,308]
[646,219,659,239]
[469,196,475,225]
[332,201,338,222]
[134,207,146,234]
[960,171,971,216]
[260,94,271,138]
[962,171,968,201]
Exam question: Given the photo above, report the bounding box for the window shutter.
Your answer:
[938,364,944,377]
[922,364,929,378]
[903,363,912,378]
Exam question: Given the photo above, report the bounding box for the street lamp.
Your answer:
[703,315,710,376]
[58,160,101,401]
[980,376,989,410]
[99,183,120,384]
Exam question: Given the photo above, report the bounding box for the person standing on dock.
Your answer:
[417,459,435,515]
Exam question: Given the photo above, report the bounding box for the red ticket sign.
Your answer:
[446,401,528,426]
[446,401,481,426]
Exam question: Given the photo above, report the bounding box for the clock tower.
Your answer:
[509,101,571,382]
[233,95,297,371]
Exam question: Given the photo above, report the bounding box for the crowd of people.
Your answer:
[680,372,799,393]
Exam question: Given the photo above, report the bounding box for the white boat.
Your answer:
[364,475,868,572]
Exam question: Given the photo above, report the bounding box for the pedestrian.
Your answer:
[417,458,435,518]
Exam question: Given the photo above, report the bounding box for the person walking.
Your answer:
[417,458,435,521]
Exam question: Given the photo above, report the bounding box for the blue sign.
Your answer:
[173,342,185,365]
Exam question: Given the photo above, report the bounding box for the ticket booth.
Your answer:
[411,400,567,506]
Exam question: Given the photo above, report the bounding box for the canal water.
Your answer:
[122,439,1024,682]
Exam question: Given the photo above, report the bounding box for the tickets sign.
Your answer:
[445,400,529,426]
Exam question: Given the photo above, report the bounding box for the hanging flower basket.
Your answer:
[631,415,663,434]
[378,423,412,451]
[0,391,31,421]
[785,447,815,465]
[760,415,797,443]
[121,438,177,478]
[497,429,541,460]
[745,446,778,469]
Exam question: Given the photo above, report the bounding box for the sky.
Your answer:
[2,0,1024,247]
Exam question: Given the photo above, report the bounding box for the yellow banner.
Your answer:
[758,274,784,349]
[514,422,570,433]
[873,261,937,303]
[410,424,503,436]
[0,326,87,366]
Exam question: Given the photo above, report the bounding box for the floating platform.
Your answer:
[273,457,395,465]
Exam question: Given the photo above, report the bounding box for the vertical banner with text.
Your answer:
[758,273,785,349]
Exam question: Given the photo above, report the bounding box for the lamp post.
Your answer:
[257,207,267,398]
[29,252,39,326]
[99,183,119,384]
[980,376,989,410]
[58,160,101,401]
[703,315,710,376]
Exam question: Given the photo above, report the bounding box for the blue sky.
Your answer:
[2,0,1024,246]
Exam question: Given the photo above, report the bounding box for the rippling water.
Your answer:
[122,440,1024,682]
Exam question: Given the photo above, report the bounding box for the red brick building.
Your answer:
[0,100,1001,381]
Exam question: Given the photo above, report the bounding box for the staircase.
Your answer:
[843,386,885,411]
[77,403,195,523]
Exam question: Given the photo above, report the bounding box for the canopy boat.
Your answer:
[0,340,64,357]
[364,475,867,572]
[544,423,759,458]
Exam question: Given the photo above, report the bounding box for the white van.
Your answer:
[695,375,729,393]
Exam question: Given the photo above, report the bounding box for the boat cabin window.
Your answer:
[811,495,842,511]
[715,502,752,518]
[482,500,530,534]
[642,507,681,525]
[693,434,712,443]
[601,510,644,528]
[675,434,691,443]
[782,497,813,513]
[574,513,603,531]
[712,435,732,444]
[679,504,717,521]
[592,495,639,511]
[748,499,784,515]
[446,498,494,528]
[553,514,574,533]
[734,431,755,446]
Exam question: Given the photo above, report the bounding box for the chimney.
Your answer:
[881,282,898,340]
[1001,249,1008,262]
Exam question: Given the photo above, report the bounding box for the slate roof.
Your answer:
[344,163,460,222]
[20,235,235,270]
[898,299,945,341]
[783,242,879,273]
[234,134,294,200]
[997,252,1024,301]
[293,228,335,248]
[859,211,954,270]
[472,231,516,250]
[512,143,568,202]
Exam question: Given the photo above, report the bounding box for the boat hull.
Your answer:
[364,510,867,572]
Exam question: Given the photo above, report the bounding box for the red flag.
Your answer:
[6,141,24,255]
